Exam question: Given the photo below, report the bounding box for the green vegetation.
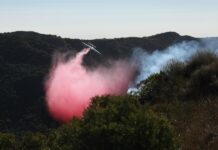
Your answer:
[0,96,178,150]
[0,133,17,150]
[138,51,218,102]
[136,51,218,149]
[151,100,218,150]
[1,51,218,149]
[0,31,195,132]
[1,32,218,149]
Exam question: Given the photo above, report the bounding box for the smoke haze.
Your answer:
[129,39,218,92]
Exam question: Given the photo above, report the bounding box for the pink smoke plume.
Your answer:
[45,48,136,122]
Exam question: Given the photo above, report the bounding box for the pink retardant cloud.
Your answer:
[45,48,136,122]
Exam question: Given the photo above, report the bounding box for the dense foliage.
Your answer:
[0,96,178,150]
[2,31,218,149]
[138,51,218,102]
[0,31,196,132]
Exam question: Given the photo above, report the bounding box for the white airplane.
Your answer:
[88,42,96,48]
[82,42,102,55]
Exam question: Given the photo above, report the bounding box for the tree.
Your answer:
[19,132,48,150]
[0,132,17,150]
[52,95,178,150]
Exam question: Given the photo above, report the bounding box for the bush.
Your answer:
[48,119,82,150]
[185,51,218,99]
[138,73,169,102]
[19,132,48,150]
[138,51,218,102]
[187,61,218,99]
[138,70,185,102]
[185,51,218,77]
[0,133,17,150]
[52,95,178,150]
[83,96,177,150]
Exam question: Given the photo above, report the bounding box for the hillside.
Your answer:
[0,49,218,149]
[0,31,197,132]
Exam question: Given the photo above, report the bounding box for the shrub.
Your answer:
[138,51,218,101]
[53,95,178,150]
[138,70,185,102]
[186,61,218,99]
[185,51,218,77]
[19,132,48,150]
[164,60,185,76]
[184,51,218,99]
[0,133,17,150]
[48,119,83,150]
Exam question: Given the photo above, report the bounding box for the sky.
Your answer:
[0,0,218,39]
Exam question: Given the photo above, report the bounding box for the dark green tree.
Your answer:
[51,95,178,150]
[0,132,17,150]
[19,132,48,150]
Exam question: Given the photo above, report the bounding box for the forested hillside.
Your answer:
[0,31,218,149]
[0,31,196,132]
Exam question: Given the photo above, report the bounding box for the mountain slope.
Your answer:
[0,31,197,132]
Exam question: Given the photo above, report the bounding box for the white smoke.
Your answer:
[128,39,218,92]
[201,37,218,52]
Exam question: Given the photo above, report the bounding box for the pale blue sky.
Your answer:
[0,0,218,39]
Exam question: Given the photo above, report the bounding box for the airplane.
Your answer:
[88,42,96,48]
[82,42,102,55]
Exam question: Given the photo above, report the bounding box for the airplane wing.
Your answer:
[88,42,96,48]
[82,42,91,48]
[91,47,102,55]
